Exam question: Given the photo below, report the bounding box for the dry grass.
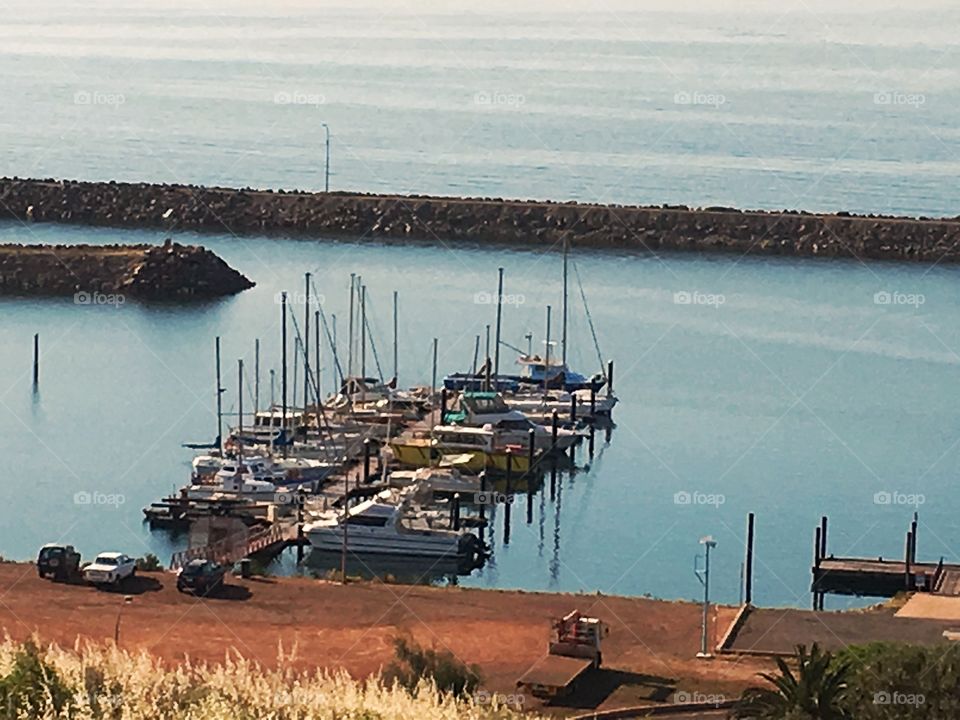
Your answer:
[0,637,533,719]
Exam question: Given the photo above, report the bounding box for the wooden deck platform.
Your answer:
[813,556,960,597]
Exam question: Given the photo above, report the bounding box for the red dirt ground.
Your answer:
[0,562,771,714]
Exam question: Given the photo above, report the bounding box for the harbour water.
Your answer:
[1,0,959,607]
[2,221,959,608]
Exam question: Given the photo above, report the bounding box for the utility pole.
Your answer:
[695,536,717,659]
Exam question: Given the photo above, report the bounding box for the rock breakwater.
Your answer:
[0,239,254,299]
[2,178,960,263]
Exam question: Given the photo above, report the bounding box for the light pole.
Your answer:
[695,536,717,659]
[321,122,330,192]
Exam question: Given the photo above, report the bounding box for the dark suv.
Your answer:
[37,544,81,581]
[176,559,226,595]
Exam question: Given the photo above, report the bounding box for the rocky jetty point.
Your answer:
[0,239,254,299]
[2,177,960,263]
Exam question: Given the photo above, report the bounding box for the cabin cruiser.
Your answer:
[388,467,480,497]
[504,387,618,418]
[444,391,581,452]
[185,460,291,502]
[443,356,605,394]
[303,488,483,559]
[190,453,335,487]
[388,425,535,475]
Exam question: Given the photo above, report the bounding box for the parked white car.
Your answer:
[83,552,136,586]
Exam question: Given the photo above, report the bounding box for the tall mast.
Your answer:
[237,358,244,464]
[392,290,398,383]
[360,284,367,380]
[493,267,504,379]
[303,272,311,414]
[215,336,223,453]
[281,291,288,449]
[254,338,260,414]
[544,305,552,396]
[562,236,569,366]
[347,273,355,380]
[315,309,322,414]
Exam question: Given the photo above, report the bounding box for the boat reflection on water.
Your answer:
[302,548,484,586]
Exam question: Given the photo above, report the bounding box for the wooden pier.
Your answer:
[810,514,959,603]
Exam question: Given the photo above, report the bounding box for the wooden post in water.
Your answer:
[503,450,512,545]
[813,525,822,610]
[551,410,559,452]
[527,427,536,476]
[744,512,755,605]
[478,471,487,523]
[570,394,577,423]
[451,493,461,531]
[607,360,614,398]
[440,388,448,423]
[911,513,918,564]
[588,425,595,458]
[32,333,39,386]
[820,516,828,560]
[905,530,913,590]
[363,439,371,484]
[296,490,304,563]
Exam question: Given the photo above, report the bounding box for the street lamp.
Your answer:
[321,122,331,192]
[695,536,717,659]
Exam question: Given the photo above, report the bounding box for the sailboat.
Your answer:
[445,240,610,394]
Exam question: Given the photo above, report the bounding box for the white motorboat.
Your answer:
[388,467,480,496]
[445,391,581,451]
[504,388,618,418]
[304,489,482,559]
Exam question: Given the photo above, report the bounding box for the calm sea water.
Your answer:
[1,1,959,608]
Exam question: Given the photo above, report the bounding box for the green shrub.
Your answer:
[384,635,481,698]
[136,554,163,572]
[0,640,72,717]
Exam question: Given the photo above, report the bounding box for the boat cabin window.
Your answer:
[497,419,531,431]
[346,515,389,527]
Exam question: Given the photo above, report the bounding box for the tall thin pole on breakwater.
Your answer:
[493,267,504,380]
[321,122,331,193]
[695,536,717,659]
[215,336,223,453]
[303,272,311,417]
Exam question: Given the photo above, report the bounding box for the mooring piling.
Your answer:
[744,512,755,605]
[32,333,39,386]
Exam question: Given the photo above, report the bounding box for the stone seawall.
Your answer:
[0,240,254,299]
[2,178,960,263]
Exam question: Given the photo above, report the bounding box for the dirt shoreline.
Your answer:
[0,561,767,715]
[2,177,960,263]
